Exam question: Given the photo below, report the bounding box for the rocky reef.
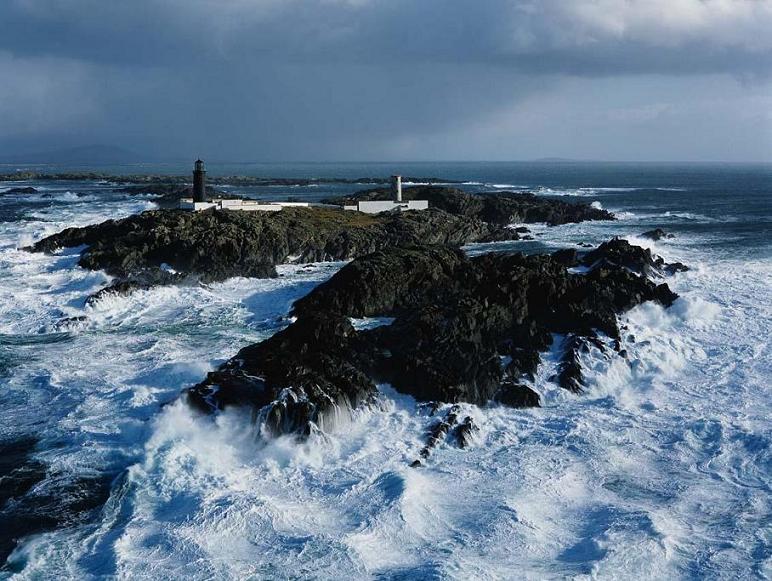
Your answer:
[640,228,674,241]
[186,239,683,456]
[26,188,613,301]
[324,185,614,226]
[27,206,517,289]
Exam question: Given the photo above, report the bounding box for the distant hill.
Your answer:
[0,145,143,165]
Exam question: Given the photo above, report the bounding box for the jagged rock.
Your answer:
[579,237,688,278]
[293,246,466,318]
[495,381,541,408]
[186,312,378,438]
[551,248,579,266]
[640,228,674,241]
[26,206,517,284]
[84,270,190,307]
[553,335,587,394]
[663,261,689,275]
[418,405,461,460]
[85,280,151,307]
[455,416,478,448]
[186,240,681,437]
[504,346,543,381]
[0,437,113,564]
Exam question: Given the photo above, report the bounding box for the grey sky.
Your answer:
[1,0,771,162]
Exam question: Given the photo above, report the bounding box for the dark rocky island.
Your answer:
[26,187,614,301]
[186,239,684,463]
[21,181,683,467]
[640,228,674,241]
[28,205,517,286]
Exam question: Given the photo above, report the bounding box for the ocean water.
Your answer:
[0,162,769,579]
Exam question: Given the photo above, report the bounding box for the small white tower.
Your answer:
[391,175,402,202]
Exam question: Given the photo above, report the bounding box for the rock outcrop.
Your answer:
[640,228,674,241]
[26,188,618,305]
[580,237,689,276]
[186,241,682,440]
[27,207,518,287]
[324,185,615,226]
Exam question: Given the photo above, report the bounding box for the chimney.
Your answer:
[391,175,402,202]
[193,159,207,203]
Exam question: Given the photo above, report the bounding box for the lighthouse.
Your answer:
[391,175,402,202]
[193,159,206,202]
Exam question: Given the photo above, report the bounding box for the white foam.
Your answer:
[2,178,770,578]
[350,316,395,330]
[488,183,527,189]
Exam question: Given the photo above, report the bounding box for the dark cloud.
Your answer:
[1,0,770,161]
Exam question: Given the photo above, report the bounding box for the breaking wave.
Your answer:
[0,168,769,578]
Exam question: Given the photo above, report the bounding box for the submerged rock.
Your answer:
[1,186,37,195]
[0,437,113,566]
[85,279,152,306]
[640,228,674,241]
[186,240,682,437]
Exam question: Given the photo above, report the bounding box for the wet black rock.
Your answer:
[0,438,114,568]
[550,248,579,266]
[579,237,688,278]
[640,228,674,241]
[495,381,541,408]
[1,186,37,195]
[85,280,152,307]
[455,416,478,448]
[553,335,588,394]
[504,347,543,381]
[186,240,681,437]
[418,406,461,460]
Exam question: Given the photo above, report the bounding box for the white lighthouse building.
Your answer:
[343,175,429,214]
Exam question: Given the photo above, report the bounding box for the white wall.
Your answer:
[346,200,430,214]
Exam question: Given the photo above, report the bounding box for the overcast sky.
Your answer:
[1,0,771,162]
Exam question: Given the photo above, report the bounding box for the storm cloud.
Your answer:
[1,0,771,161]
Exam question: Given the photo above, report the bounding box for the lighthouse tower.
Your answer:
[193,159,207,202]
[391,175,402,202]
